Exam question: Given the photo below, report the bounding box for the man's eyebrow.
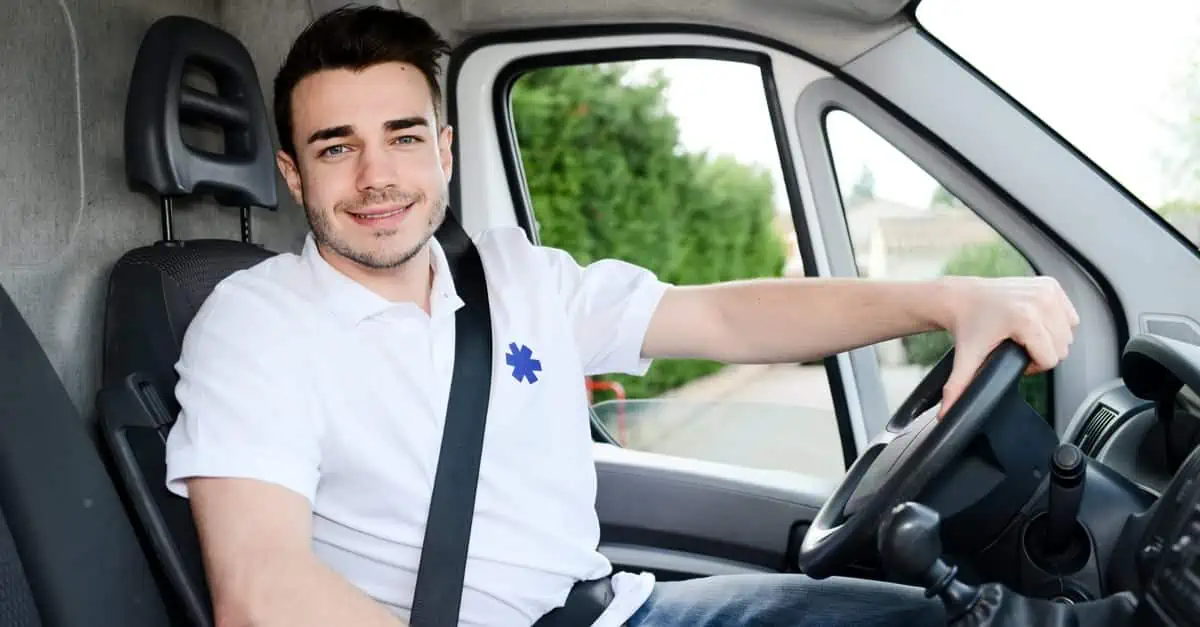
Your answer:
[384,116,430,131]
[305,118,429,146]
[306,125,353,145]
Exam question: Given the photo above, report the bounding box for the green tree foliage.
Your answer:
[510,63,787,399]
[902,238,1050,416]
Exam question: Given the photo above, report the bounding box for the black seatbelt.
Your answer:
[408,213,494,627]
[408,214,614,627]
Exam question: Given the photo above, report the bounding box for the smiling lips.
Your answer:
[347,202,414,227]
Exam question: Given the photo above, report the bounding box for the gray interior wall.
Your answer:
[0,0,310,419]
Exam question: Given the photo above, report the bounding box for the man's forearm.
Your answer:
[645,277,955,364]
[214,550,407,627]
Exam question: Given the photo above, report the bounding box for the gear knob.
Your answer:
[878,502,982,620]
[877,500,943,581]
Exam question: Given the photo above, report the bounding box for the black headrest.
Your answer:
[124,15,277,210]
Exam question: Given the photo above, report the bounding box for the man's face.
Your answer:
[277,62,453,271]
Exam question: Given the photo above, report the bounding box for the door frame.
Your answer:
[446,24,867,465]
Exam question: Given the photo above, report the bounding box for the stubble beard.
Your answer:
[305,186,448,271]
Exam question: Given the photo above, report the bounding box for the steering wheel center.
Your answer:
[843,405,941,517]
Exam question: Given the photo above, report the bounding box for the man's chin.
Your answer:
[334,236,431,271]
[345,249,418,271]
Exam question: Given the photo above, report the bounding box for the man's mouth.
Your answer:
[347,202,414,224]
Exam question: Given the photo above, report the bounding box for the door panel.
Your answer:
[594,444,832,577]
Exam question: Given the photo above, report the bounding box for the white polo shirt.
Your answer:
[164,225,669,626]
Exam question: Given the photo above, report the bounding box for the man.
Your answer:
[163,6,1078,627]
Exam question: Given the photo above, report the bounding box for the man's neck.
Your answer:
[319,243,434,314]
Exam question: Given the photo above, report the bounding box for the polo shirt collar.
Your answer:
[302,232,464,325]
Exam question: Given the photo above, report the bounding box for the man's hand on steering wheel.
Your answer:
[797,275,1080,578]
[934,276,1081,418]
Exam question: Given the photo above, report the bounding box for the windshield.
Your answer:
[916,0,1200,244]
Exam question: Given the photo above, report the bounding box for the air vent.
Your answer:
[1075,403,1120,455]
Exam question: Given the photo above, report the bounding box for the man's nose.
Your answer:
[355,142,397,191]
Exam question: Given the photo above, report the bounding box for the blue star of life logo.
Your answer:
[505,342,542,384]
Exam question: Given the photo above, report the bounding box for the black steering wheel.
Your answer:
[797,340,1030,579]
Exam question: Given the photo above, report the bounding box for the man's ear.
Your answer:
[276,150,304,206]
[438,124,454,183]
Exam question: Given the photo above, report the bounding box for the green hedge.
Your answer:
[510,63,787,399]
[901,238,1051,416]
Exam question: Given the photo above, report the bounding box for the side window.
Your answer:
[508,59,848,481]
[824,110,1051,418]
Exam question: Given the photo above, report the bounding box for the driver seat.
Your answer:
[97,15,280,627]
[0,278,173,626]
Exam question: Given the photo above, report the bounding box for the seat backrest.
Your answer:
[0,282,173,626]
[97,15,281,627]
[103,13,279,397]
[103,239,275,412]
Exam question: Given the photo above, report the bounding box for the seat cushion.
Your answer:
[102,239,276,409]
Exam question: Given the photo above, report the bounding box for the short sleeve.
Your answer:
[538,245,671,377]
[164,276,323,504]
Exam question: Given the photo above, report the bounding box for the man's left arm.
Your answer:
[641,275,1080,412]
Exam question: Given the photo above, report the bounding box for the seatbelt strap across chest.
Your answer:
[408,213,494,627]
[408,215,614,627]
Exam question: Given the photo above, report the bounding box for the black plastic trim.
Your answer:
[599,523,782,573]
[1121,334,1200,402]
[98,374,212,627]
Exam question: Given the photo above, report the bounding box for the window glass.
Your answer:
[825,110,1050,417]
[917,0,1200,247]
[508,59,846,480]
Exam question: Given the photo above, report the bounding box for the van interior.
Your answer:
[3,0,1200,625]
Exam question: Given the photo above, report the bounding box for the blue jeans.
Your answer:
[625,574,946,627]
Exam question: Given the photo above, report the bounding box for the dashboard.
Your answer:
[1064,357,1200,496]
[1129,437,1200,626]
[1067,333,1200,625]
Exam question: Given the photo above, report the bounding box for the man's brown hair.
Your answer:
[273,5,452,159]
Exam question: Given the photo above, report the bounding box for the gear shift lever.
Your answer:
[877,501,981,620]
[879,501,1139,627]
[1045,443,1085,555]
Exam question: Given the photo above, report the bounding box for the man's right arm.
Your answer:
[163,277,404,626]
[188,477,405,627]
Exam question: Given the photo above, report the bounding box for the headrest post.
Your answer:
[240,207,252,244]
[160,197,175,243]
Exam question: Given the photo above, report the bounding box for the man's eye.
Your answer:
[319,144,348,157]
[395,135,421,145]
